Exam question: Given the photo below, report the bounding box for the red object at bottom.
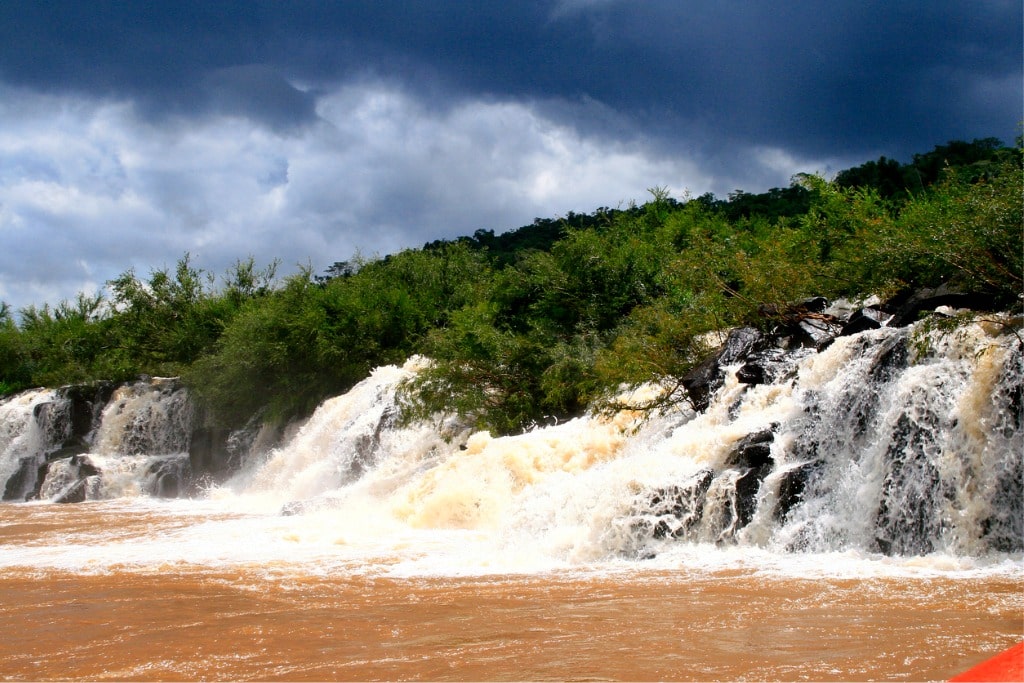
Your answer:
[950,641,1024,682]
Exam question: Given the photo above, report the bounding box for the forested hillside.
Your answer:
[1,139,1020,434]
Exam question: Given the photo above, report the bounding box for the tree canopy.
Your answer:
[1,138,1020,433]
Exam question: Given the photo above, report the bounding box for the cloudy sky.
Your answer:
[0,1,1020,312]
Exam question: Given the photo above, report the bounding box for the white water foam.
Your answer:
[1,321,1021,580]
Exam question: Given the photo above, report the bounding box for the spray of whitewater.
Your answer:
[0,318,1020,577]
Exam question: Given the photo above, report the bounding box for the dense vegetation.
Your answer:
[1,138,1020,434]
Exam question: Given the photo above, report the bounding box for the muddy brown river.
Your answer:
[1,503,1021,681]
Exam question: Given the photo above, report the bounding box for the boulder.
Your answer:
[682,327,766,411]
[53,477,89,504]
[146,456,188,498]
[736,349,788,385]
[840,307,891,336]
[39,455,102,502]
[791,316,841,351]
[886,283,1000,328]
[725,429,775,470]
[775,460,820,521]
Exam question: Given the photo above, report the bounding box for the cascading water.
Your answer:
[0,388,67,500]
[203,317,1021,571]
[78,378,196,500]
[0,378,197,502]
[0,316,1020,576]
[589,320,1023,561]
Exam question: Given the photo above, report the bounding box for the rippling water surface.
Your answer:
[3,322,1022,680]
[2,501,1020,681]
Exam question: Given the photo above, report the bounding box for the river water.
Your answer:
[1,501,1021,681]
[1,319,1022,680]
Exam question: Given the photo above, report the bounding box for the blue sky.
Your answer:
[0,1,1020,312]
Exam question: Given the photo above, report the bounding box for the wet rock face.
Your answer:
[725,429,775,470]
[146,456,188,498]
[725,429,776,532]
[0,383,122,502]
[1,396,74,501]
[775,460,820,522]
[189,425,232,481]
[644,469,716,541]
[629,431,781,553]
[58,382,118,445]
[40,454,103,503]
[624,285,1021,559]
[682,327,766,411]
[98,378,195,456]
[2,457,48,501]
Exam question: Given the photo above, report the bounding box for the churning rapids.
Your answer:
[0,313,1021,680]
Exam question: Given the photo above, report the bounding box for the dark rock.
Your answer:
[735,361,768,385]
[146,456,188,498]
[33,400,72,448]
[37,455,103,503]
[866,333,909,385]
[45,441,90,462]
[886,283,1001,328]
[2,456,47,501]
[54,479,87,504]
[791,316,841,351]
[682,327,766,411]
[58,381,117,442]
[725,429,775,470]
[189,425,233,479]
[53,477,89,504]
[734,464,772,529]
[840,307,891,336]
[190,408,284,486]
[224,410,276,471]
[736,349,787,385]
[775,460,820,521]
[797,296,829,314]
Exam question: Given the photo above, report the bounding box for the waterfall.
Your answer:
[61,378,196,501]
[220,317,1020,561]
[0,388,67,500]
[586,320,1023,559]
[0,378,197,502]
[230,359,465,508]
[93,378,193,456]
[0,317,1020,563]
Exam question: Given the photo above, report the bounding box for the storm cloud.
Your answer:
[0,1,1019,311]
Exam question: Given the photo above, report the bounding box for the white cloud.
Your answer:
[0,82,714,312]
[750,146,851,184]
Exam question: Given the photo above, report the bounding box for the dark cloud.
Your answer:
[201,65,318,132]
[0,1,1019,311]
[1,1,1019,153]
